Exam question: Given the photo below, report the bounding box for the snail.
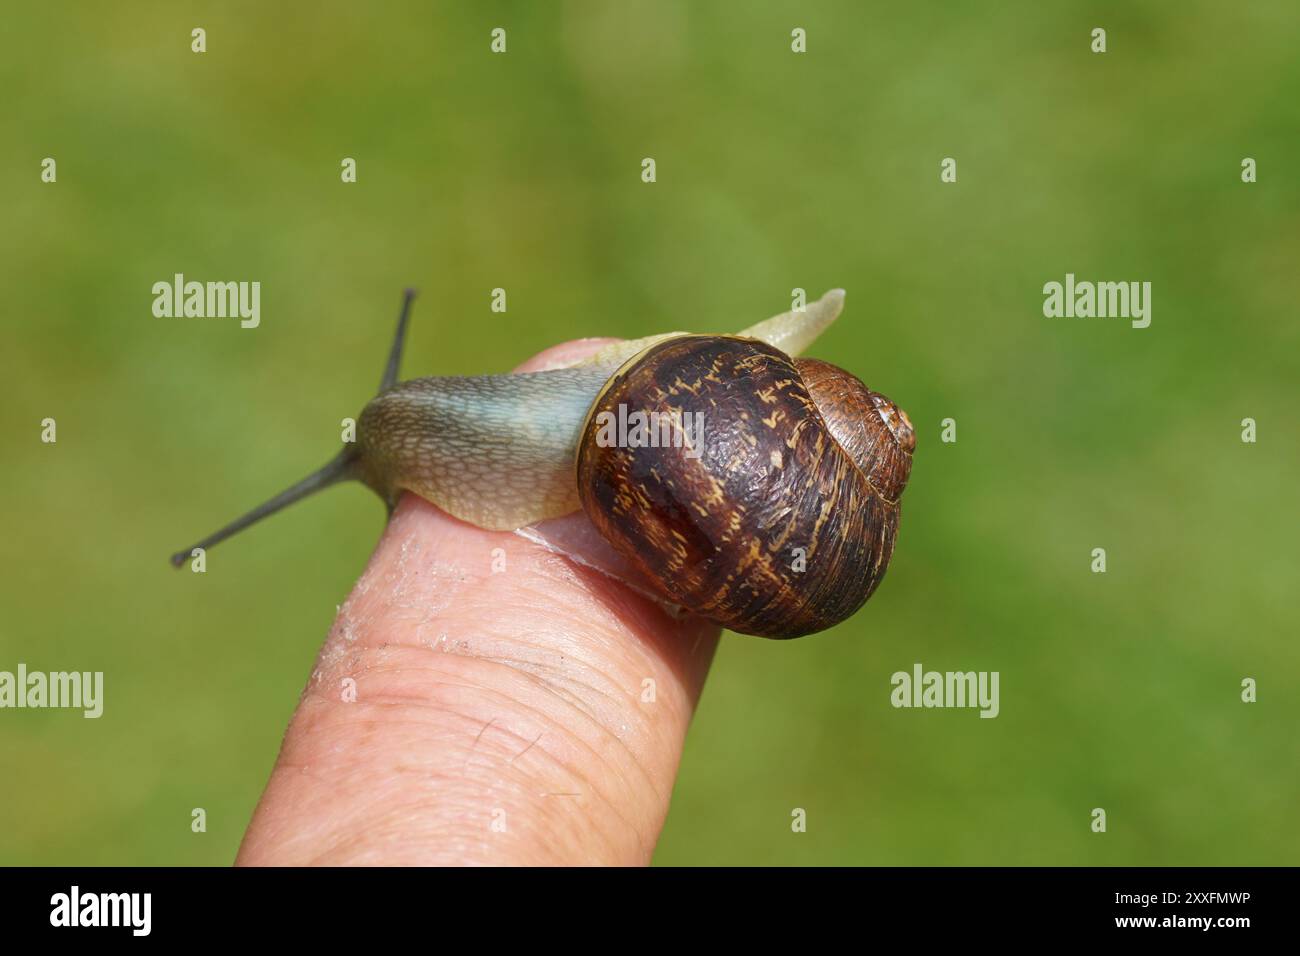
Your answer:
[170,289,915,639]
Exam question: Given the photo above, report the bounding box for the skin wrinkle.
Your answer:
[334,519,708,776]
[305,649,675,846]
[296,772,526,866]
[330,775,603,868]
[237,338,721,866]
[469,717,496,753]
[445,589,681,752]
[377,721,629,865]
[308,631,683,799]
[264,696,620,865]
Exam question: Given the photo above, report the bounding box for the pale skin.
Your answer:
[236,338,721,866]
[233,292,847,864]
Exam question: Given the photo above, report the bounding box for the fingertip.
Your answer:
[513,338,620,373]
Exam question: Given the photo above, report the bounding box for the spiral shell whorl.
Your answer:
[576,335,912,638]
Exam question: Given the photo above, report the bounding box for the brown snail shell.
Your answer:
[576,335,915,639]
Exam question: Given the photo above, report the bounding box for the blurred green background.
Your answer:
[2,1,1297,865]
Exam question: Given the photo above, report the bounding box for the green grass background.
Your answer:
[1,1,1296,865]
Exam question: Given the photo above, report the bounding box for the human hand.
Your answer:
[235,339,720,866]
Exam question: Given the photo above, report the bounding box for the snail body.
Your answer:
[172,289,915,639]
[355,364,614,529]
